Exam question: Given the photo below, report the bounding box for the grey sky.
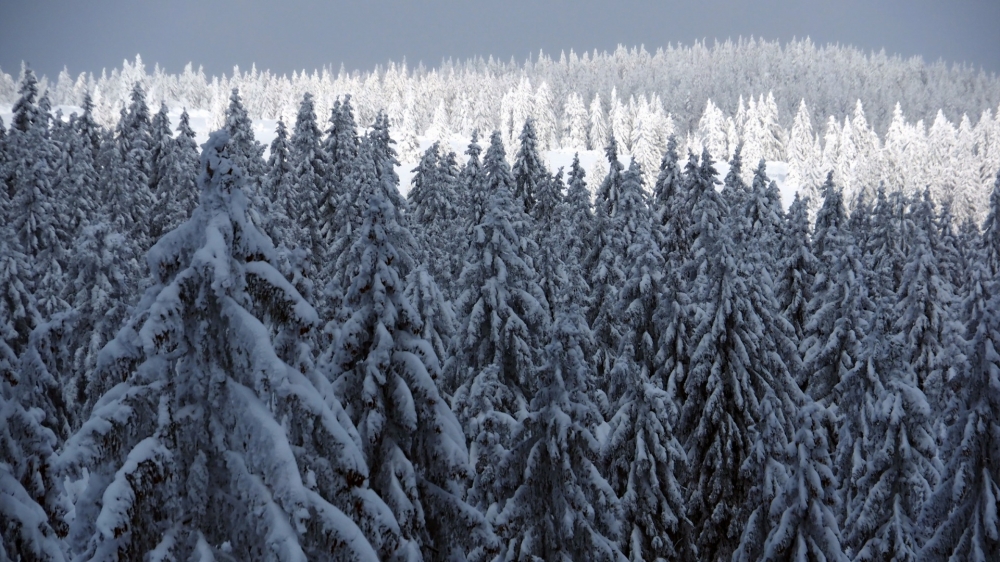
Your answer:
[2,0,999,79]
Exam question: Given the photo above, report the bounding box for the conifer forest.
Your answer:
[4,41,1000,561]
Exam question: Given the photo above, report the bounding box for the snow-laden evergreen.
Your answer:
[449,132,549,517]
[679,147,800,562]
[801,178,872,403]
[761,400,846,562]
[407,142,463,300]
[493,290,624,562]
[59,131,385,561]
[920,176,1000,561]
[838,306,940,562]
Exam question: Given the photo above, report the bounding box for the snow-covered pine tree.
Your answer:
[366,112,408,217]
[562,92,589,150]
[324,96,359,190]
[60,131,387,561]
[589,93,608,151]
[1,342,67,561]
[742,159,785,262]
[322,190,491,561]
[0,235,40,362]
[760,400,846,562]
[149,102,173,198]
[894,190,965,413]
[149,109,200,242]
[408,142,461,299]
[511,118,548,215]
[983,168,1000,277]
[564,153,593,271]
[838,303,939,562]
[61,222,141,409]
[108,83,156,249]
[259,119,300,244]
[52,106,101,237]
[920,171,1000,561]
[456,131,486,231]
[721,143,748,211]
[448,138,548,515]
[680,147,799,561]
[289,93,328,275]
[775,193,818,346]
[530,168,569,321]
[324,117,409,322]
[650,136,685,267]
[935,198,967,295]
[403,265,456,396]
[493,290,625,562]
[679,148,723,280]
[8,87,71,319]
[0,116,9,221]
[602,161,694,561]
[785,99,822,203]
[863,187,907,308]
[224,88,266,193]
[586,137,628,395]
[801,176,872,402]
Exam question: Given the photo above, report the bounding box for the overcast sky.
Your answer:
[2,0,999,79]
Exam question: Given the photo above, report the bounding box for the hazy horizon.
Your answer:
[2,0,999,80]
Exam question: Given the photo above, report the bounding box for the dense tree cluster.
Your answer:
[3,71,1000,562]
[4,40,1000,222]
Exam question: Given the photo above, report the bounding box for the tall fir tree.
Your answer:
[839,305,939,562]
[493,291,625,562]
[149,109,200,241]
[322,191,491,561]
[449,137,548,517]
[920,169,1000,560]
[776,193,818,345]
[760,401,846,562]
[511,118,548,214]
[60,131,387,561]
[289,93,329,276]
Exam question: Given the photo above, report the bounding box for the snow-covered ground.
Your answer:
[1,104,798,209]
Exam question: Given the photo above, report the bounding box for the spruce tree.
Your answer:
[105,84,155,248]
[564,153,593,284]
[839,310,939,562]
[317,97,360,249]
[494,294,625,562]
[449,142,548,514]
[776,193,818,344]
[60,131,386,561]
[586,138,629,396]
[1,344,67,561]
[149,109,201,242]
[603,162,692,560]
[511,118,548,214]
[801,177,871,403]
[650,136,686,267]
[61,222,141,409]
[323,192,490,561]
[761,401,846,562]
[261,119,299,245]
[894,191,965,412]
[289,93,328,275]
[721,143,748,211]
[0,235,40,360]
[58,108,102,235]
[921,190,1000,560]
[680,148,799,561]
[224,88,266,193]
